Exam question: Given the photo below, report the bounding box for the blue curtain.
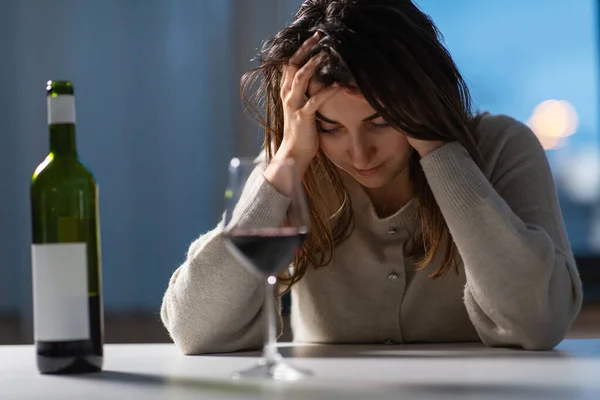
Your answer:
[0,0,246,322]
[0,0,303,334]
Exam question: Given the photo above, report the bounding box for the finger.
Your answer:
[280,64,294,97]
[281,65,301,100]
[301,83,340,116]
[288,53,326,106]
[289,31,321,67]
[281,32,321,94]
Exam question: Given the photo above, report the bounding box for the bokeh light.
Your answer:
[527,99,579,150]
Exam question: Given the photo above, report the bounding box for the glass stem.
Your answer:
[263,276,280,364]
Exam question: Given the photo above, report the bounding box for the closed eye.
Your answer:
[316,121,339,134]
[369,121,390,129]
[316,119,389,134]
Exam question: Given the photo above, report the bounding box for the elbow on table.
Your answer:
[167,322,250,355]
[165,313,264,355]
[517,271,583,350]
[484,316,574,351]
[517,326,567,351]
[519,302,581,350]
[160,303,217,355]
[170,331,218,355]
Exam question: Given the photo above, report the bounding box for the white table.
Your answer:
[1,340,599,399]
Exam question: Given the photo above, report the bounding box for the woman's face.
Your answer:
[308,81,412,190]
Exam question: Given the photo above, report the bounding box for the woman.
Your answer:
[161,0,583,354]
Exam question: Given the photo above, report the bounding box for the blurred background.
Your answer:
[1,0,598,345]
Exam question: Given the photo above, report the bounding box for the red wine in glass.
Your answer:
[226,227,307,276]
[223,157,312,381]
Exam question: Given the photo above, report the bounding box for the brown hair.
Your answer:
[241,0,483,294]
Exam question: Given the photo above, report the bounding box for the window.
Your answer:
[418,0,599,255]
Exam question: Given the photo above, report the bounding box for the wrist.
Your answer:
[272,145,313,177]
[263,148,311,197]
[415,141,446,158]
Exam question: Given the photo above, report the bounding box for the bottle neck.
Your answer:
[49,123,77,156]
[47,94,77,157]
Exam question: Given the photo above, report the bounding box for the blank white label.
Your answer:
[47,95,76,124]
[31,243,90,341]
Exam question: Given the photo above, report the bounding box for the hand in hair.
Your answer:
[267,32,341,177]
[405,136,446,158]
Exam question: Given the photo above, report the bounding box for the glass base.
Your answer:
[230,358,312,381]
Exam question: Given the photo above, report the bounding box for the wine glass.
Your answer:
[222,157,312,381]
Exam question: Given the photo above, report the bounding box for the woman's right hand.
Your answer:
[267,32,340,181]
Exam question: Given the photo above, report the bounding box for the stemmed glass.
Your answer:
[222,157,312,381]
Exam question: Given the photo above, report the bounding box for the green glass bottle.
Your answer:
[30,80,104,374]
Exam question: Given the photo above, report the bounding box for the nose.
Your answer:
[348,132,376,169]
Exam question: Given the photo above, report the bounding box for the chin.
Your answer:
[351,173,390,189]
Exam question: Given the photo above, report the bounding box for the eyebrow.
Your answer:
[315,111,380,124]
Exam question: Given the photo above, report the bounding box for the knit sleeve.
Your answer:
[160,160,291,354]
[419,116,583,350]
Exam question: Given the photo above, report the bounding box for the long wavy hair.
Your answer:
[241,0,483,294]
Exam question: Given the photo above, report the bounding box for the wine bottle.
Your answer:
[30,80,104,374]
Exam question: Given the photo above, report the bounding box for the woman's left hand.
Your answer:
[406,137,446,157]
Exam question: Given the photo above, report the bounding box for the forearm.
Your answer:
[420,142,583,349]
[446,200,580,349]
[263,145,312,196]
[161,171,290,354]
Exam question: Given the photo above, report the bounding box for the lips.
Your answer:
[355,164,381,176]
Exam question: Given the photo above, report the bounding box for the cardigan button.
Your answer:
[388,273,399,280]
